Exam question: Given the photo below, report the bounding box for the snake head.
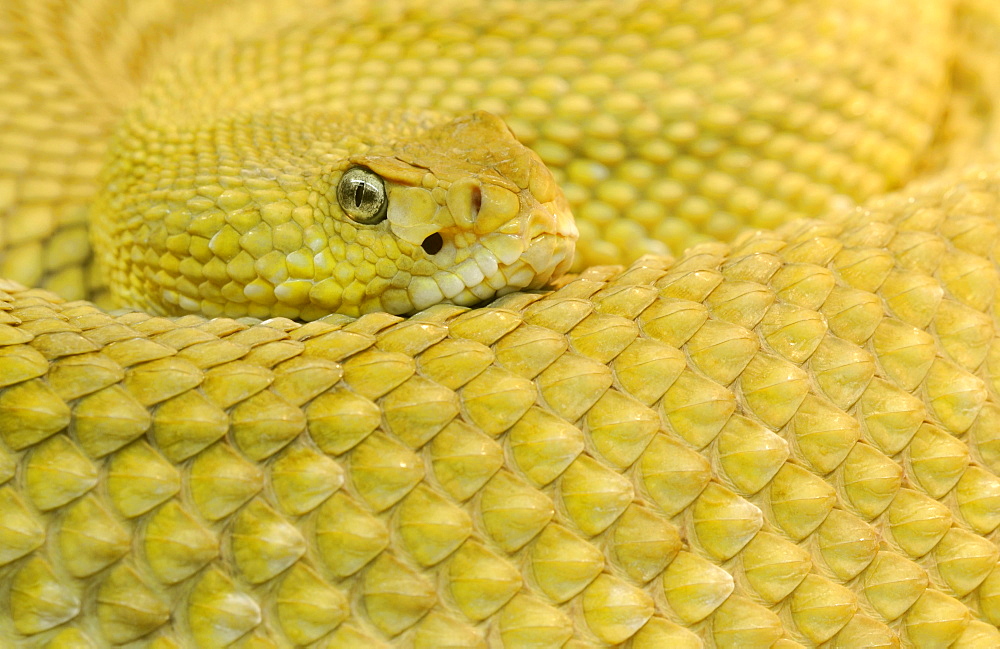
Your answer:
[335,110,578,315]
[92,108,576,320]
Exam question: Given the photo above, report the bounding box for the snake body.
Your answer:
[3,0,1000,647]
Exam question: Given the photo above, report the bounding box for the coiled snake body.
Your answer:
[3,0,1000,646]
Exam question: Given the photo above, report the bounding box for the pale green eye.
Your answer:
[337,167,388,224]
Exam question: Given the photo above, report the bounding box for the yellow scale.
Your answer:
[1,0,1000,647]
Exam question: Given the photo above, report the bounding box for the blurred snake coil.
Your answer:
[5,0,1000,647]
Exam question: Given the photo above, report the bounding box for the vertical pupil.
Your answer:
[354,182,365,208]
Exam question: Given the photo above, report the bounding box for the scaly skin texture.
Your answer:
[4,0,1000,647]
[1,0,955,301]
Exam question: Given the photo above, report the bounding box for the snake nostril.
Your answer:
[421,232,444,255]
[470,185,481,221]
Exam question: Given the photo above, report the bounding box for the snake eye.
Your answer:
[337,167,388,224]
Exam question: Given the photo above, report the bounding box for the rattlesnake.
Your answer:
[3,0,1000,646]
